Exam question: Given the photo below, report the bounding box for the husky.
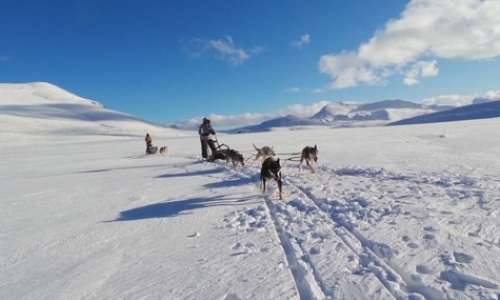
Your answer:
[299,145,318,173]
[260,157,282,200]
[208,148,245,169]
[159,146,168,156]
[226,149,245,169]
[252,143,276,165]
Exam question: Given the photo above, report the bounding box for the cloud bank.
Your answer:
[319,0,500,88]
[422,89,500,106]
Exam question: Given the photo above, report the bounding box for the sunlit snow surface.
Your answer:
[1,83,500,300]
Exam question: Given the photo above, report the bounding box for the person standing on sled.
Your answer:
[145,133,158,154]
[198,118,217,159]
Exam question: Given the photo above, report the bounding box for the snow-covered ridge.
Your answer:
[0,82,186,137]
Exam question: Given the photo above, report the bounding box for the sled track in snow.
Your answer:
[203,157,498,300]
[221,162,445,300]
[263,197,326,300]
[283,173,444,300]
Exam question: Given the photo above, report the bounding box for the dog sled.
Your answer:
[146,145,168,156]
[206,140,245,168]
[208,142,230,161]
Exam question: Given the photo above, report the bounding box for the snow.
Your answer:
[2,83,500,300]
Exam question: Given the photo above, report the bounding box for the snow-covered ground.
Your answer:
[2,83,500,299]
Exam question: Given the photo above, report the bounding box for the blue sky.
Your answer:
[2,0,499,127]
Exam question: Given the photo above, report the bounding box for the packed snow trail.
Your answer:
[215,157,500,300]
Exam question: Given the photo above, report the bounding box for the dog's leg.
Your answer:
[277,178,282,200]
[306,160,314,173]
[251,154,260,165]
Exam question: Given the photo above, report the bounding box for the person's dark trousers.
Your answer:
[207,139,217,154]
[201,139,217,158]
[201,140,208,158]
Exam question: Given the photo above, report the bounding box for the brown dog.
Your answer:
[260,157,282,200]
[299,145,318,173]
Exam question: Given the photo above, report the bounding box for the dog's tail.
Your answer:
[253,143,260,151]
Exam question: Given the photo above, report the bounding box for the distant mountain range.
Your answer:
[225,98,500,133]
[1,82,499,136]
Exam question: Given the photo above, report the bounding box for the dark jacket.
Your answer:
[198,123,215,141]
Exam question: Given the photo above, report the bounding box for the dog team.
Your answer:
[144,117,319,200]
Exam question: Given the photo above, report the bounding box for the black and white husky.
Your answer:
[260,157,282,200]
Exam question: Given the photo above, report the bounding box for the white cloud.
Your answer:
[404,60,439,85]
[420,94,475,106]
[319,52,379,88]
[484,90,500,100]
[285,87,325,94]
[319,0,500,88]
[181,35,263,66]
[291,34,311,49]
[285,87,301,93]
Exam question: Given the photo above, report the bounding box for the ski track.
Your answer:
[194,156,500,300]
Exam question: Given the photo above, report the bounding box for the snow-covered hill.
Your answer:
[0,82,185,137]
[388,100,500,126]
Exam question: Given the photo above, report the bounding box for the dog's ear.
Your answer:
[277,158,280,164]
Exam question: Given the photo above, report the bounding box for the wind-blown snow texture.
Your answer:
[1,83,500,300]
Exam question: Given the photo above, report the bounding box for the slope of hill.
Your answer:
[0,82,184,137]
[227,115,323,133]
[352,99,422,112]
[387,100,500,126]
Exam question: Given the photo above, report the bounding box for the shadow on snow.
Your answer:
[104,194,258,222]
